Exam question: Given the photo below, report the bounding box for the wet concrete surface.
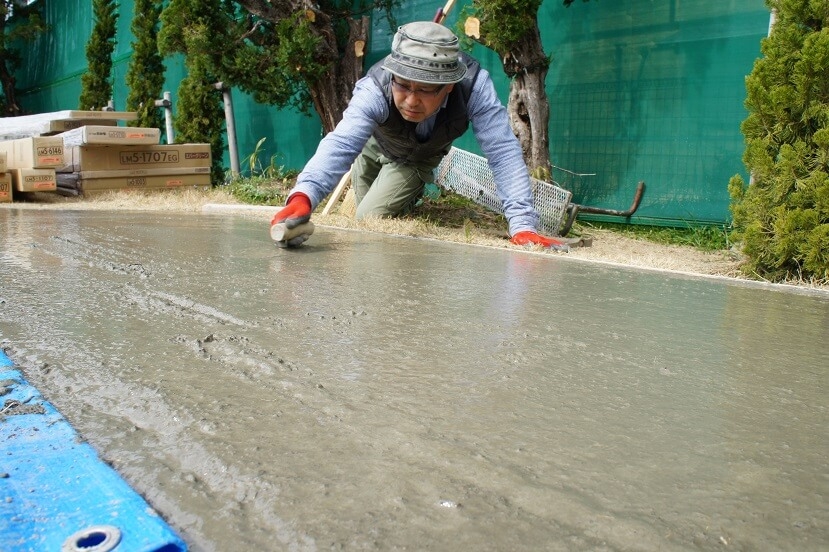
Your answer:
[1,208,827,551]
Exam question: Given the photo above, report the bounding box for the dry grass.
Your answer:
[5,187,827,293]
[9,187,239,211]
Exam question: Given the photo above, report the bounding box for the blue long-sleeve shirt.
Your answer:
[291,65,540,236]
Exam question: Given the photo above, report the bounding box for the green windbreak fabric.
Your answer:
[11,0,769,225]
[540,1,769,224]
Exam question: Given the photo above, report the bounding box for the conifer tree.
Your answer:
[729,0,829,282]
[158,0,226,184]
[79,0,120,110]
[125,0,165,131]
[174,55,226,185]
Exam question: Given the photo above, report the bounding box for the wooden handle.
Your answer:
[434,0,456,24]
[270,221,315,242]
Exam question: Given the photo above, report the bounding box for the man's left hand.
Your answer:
[510,231,570,252]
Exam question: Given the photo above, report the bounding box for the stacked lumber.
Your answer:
[0,110,212,199]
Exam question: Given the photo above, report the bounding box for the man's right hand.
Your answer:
[271,193,313,247]
[510,230,570,252]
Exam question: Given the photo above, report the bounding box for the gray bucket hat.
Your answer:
[382,22,468,85]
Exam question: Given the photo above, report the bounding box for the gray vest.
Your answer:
[367,54,481,164]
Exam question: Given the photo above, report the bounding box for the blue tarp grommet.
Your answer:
[61,525,122,552]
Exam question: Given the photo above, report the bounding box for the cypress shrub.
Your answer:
[125,0,165,133]
[174,55,225,185]
[729,0,829,282]
[79,0,119,110]
[159,0,227,184]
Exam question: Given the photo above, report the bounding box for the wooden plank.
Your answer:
[321,168,352,215]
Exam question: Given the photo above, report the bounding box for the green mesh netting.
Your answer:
[11,1,769,226]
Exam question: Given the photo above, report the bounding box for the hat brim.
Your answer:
[382,55,468,85]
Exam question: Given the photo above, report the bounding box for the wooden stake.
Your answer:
[321,168,352,216]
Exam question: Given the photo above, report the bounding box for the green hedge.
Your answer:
[729,0,829,282]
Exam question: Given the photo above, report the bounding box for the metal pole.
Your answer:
[215,82,240,178]
[154,91,175,144]
[163,91,174,144]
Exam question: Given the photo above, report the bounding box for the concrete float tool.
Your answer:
[270,220,315,242]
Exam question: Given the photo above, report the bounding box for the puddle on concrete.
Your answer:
[1,209,827,551]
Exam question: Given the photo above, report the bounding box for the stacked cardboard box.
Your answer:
[0,152,10,203]
[58,125,161,147]
[55,143,212,197]
[0,110,137,201]
[0,136,62,196]
[1,110,212,199]
[52,121,211,196]
[0,110,137,141]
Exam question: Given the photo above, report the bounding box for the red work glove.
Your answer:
[510,230,570,252]
[271,193,313,247]
[271,193,312,227]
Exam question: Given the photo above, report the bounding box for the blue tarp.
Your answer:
[0,350,187,551]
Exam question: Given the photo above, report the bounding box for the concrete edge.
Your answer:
[202,203,279,214]
[201,203,829,298]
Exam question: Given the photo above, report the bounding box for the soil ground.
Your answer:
[5,187,827,294]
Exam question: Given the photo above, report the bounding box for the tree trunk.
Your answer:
[307,14,369,134]
[500,22,551,177]
[232,1,370,134]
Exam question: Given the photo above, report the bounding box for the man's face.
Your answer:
[391,77,455,123]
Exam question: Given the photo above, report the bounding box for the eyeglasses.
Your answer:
[391,79,446,98]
